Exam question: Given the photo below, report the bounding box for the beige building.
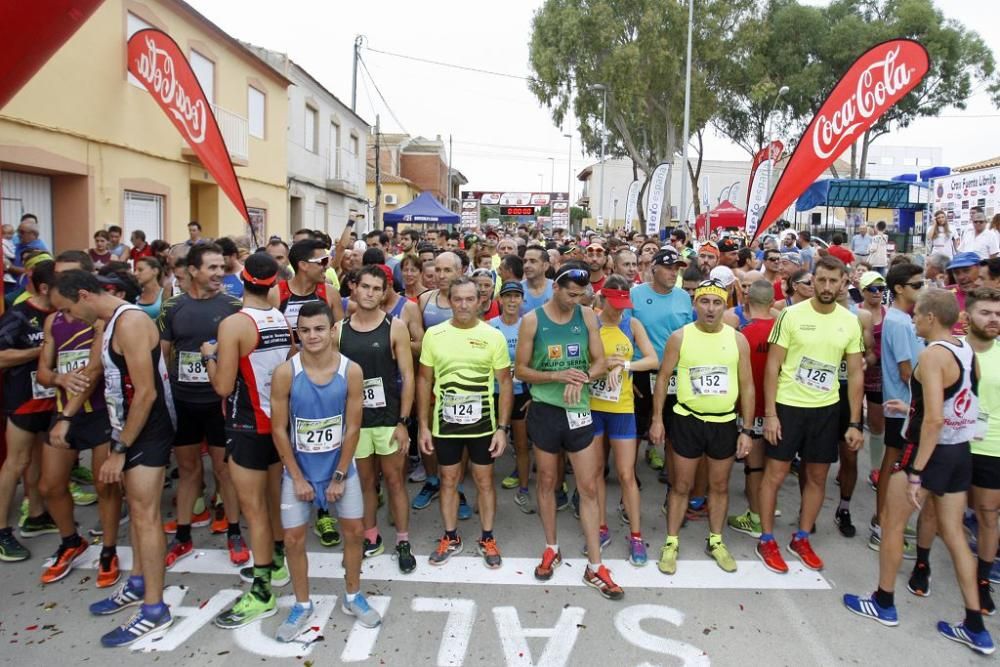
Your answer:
[0,0,290,252]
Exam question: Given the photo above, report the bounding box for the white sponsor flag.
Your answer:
[745,141,784,241]
[644,162,670,236]
[623,180,640,233]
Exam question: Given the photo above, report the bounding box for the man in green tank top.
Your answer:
[649,279,755,575]
[515,261,624,600]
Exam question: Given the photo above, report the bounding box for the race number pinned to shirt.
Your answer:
[567,410,593,430]
[441,393,482,425]
[295,415,343,453]
[30,371,56,400]
[689,365,729,395]
[975,410,989,442]
[178,350,208,383]
[795,356,837,392]
[57,349,89,376]
[838,359,848,382]
[362,378,387,409]
[650,372,678,395]
[591,373,622,402]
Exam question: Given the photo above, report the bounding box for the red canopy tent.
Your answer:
[695,200,746,238]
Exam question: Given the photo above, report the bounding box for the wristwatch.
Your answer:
[497,423,511,435]
[398,416,414,428]
[55,414,72,423]
[202,353,218,364]
[739,427,756,437]
[111,441,128,455]
[333,470,347,482]
[847,422,864,431]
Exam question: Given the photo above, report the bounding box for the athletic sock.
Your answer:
[979,558,993,581]
[100,545,117,569]
[838,497,851,511]
[630,531,642,540]
[708,532,722,547]
[396,532,409,544]
[128,575,145,591]
[251,562,273,600]
[227,522,240,538]
[916,546,931,568]
[61,533,82,549]
[664,535,679,547]
[868,432,885,472]
[445,529,458,541]
[874,587,894,609]
[364,527,380,544]
[793,529,810,541]
[760,533,775,543]
[481,530,494,542]
[345,591,358,603]
[141,602,168,618]
[546,543,559,554]
[518,487,529,494]
[748,511,761,523]
[599,524,608,533]
[175,523,192,544]
[965,608,986,634]
[587,561,601,573]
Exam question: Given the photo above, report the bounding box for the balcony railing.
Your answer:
[327,148,361,194]
[212,104,249,163]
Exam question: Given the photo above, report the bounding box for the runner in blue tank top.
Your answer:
[270,301,381,640]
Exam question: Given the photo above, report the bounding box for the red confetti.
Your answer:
[310,626,320,632]
[199,600,209,609]
[25,626,38,631]
[739,604,744,611]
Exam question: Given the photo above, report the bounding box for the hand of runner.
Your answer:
[882,399,908,413]
[556,369,590,386]
[906,476,923,510]
[607,365,623,391]
[736,432,753,459]
[200,340,218,357]
[418,426,435,456]
[764,415,781,443]
[649,418,665,446]
[563,382,582,406]
[292,475,314,503]
[489,429,507,458]
[392,423,410,457]
[99,452,125,485]
[326,478,345,504]
[844,425,864,451]
[57,370,89,395]
[48,420,71,449]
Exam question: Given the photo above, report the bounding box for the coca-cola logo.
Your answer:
[134,35,207,144]
[812,46,914,160]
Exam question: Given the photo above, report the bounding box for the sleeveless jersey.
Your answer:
[590,312,635,414]
[278,280,328,331]
[864,306,885,392]
[488,316,525,396]
[529,305,590,411]
[741,317,775,420]
[288,353,356,510]
[136,288,163,320]
[904,339,978,445]
[421,290,452,329]
[521,279,553,314]
[674,323,739,423]
[227,308,292,434]
[51,312,105,413]
[0,299,55,415]
[339,315,400,428]
[103,305,176,442]
[732,304,751,330]
[386,295,407,320]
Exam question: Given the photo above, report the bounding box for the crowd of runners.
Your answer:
[1,210,998,655]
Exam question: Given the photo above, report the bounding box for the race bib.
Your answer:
[650,372,678,395]
[30,371,56,400]
[441,394,482,425]
[795,356,837,392]
[295,415,343,453]
[689,365,729,395]
[591,373,622,402]
[975,410,989,442]
[362,377,387,409]
[567,410,593,430]
[838,359,848,382]
[57,349,89,375]
[178,350,208,383]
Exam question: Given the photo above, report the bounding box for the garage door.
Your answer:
[1,171,53,246]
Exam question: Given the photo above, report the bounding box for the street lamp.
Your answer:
[679,0,694,225]
[763,85,790,225]
[547,157,555,193]
[588,83,608,227]
[538,173,544,192]
[563,133,572,199]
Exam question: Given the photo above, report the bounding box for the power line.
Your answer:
[358,55,409,135]
[366,45,536,83]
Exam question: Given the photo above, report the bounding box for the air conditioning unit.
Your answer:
[384,194,398,205]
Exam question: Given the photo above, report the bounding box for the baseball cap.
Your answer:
[698,242,720,257]
[709,265,736,288]
[376,264,394,286]
[601,287,634,310]
[718,238,740,253]
[652,247,683,267]
[781,250,802,265]
[949,251,981,270]
[499,280,524,296]
[859,271,886,289]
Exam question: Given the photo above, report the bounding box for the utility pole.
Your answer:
[679,0,694,225]
[447,134,453,210]
[374,114,381,229]
[548,157,555,193]
[351,35,363,113]
[563,133,572,199]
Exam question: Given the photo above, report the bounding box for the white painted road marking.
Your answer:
[78,545,830,589]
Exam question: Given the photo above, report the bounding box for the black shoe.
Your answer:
[19,512,58,538]
[907,562,931,597]
[395,540,416,574]
[363,534,384,559]
[834,508,856,538]
[980,579,996,616]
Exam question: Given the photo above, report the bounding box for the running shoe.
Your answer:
[728,510,763,538]
[980,579,995,616]
[501,470,519,490]
[534,547,562,580]
[395,540,416,574]
[96,554,121,589]
[583,564,624,600]
[478,537,502,569]
[164,539,193,569]
[867,530,917,559]
[428,535,463,566]
[555,483,571,511]
[657,541,678,575]
[89,504,129,537]
[18,498,28,528]
[228,534,251,566]
[842,593,899,627]
[407,460,426,483]
[618,500,630,526]
[571,488,580,519]
[71,465,94,485]
[276,601,314,642]
[411,481,440,510]
[89,579,143,615]
[514,489,535,514]
[706,540,737,573]
[868,469,880,491]
[363,534,384,559]
[163,509,211,534]
[645,447,665,471]
[907,562,931,597]
[342,592,381,628]
[210,505,228,534]
[70,482,98,507]
[100,605,173,647]
[314,512,341,547]
[377,484,386,509]
[937,620,996,655]
[215,590,277,629]
[582,526,612,556]
[964,512,979,542]
[756,539,788,574]
[40,539,89,584]
[457,493,472,520]
[788,536,824,571]
[835,508,857,538]
[272,557,290,587]
[19,511,58,538]
[0,530,30,562]
[628,536,648,566]
[990,559,1000,585]
[657,467,670,484]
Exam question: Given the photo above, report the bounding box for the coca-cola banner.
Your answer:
[623,180,640,233]
[127,29,250,225]
[644,163,670,236]
[744,140,784,240]
[750,39,930,243]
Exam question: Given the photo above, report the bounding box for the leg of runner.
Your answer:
[512,418,533,511]
[593,433,609,546]
[126,464,167,605]
[867,401,885,488]
[38,444,87,583]
[706,455,737,572]
[208,447,240,532]
[470,460,501,568]
[354,454,381,553]
[799,462,831,535]
[534,448,560,569]
[660,452,697,575]
[573,442,604,567]
[729,438,765,538]
[973,483,1000,613]
[283,523,310,604]
[909,503,938,595]
[172,444,202,537]
[429,459,463,565]
[836,441,858,537]
[0,424,43,560]
[757,458,791,574]
[611,438,644,565]
[379,450,410,540]
[92,443,123,587]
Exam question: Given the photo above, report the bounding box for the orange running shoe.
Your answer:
[533,547,562,581]
[40,539,89,584]
[583,564,624,600]
[165,539,193,569]
[210,505,228,534]
[96,553,121,588]
[163,508,211,534]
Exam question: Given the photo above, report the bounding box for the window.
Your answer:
[123,191,164,241]
[190,50,214,105]
[126,12,153,89]
[331,121,341,175]
[305,106,318,153]
[350,134,359,157]
[248,86,265,139]
[247,207,266,244]
[314,202,328,231]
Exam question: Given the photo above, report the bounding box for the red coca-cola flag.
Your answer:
[127,29,249,224]
[750,39,930,244]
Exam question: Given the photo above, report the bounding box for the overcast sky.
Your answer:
[189,0,1000,198]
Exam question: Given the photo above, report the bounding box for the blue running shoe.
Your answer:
[100,605,173,647]
[90,579,144,616]
[842,593,899,627]
[555,483,570,511]
[571,488,580,519]
[457,493,472,521]
[937,621,995,655]
[342,592,381,628]
[411,480,440,510]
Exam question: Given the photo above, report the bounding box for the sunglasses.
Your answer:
[864,285,886,293]
[765,256,780,261]
[554,268,590,283]
[471,268,496,280]
[905,280,925,289]
[795,280,813,287]
[306,256,330,267]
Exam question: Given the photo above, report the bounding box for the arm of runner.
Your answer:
[329,361,363,503]
[628,318,659,373]
[763,342,787,444]
[416,362,435,456]
[391,318,415,454]
[327,286,345,322]
[649,329,682,446]
[492,336,513,458]
[35,313,63,388]
[898,359,913,385]
[908,348,947,509]
[205,314,241,398]
[270,361,313,502]
[583,306,608,385]
[845,351,865,451]
[402,300,425,358]
[736,331,756,427]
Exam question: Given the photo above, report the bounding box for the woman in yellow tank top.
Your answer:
[590,275,659,566]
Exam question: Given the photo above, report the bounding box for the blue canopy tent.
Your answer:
[382,191,460,226]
